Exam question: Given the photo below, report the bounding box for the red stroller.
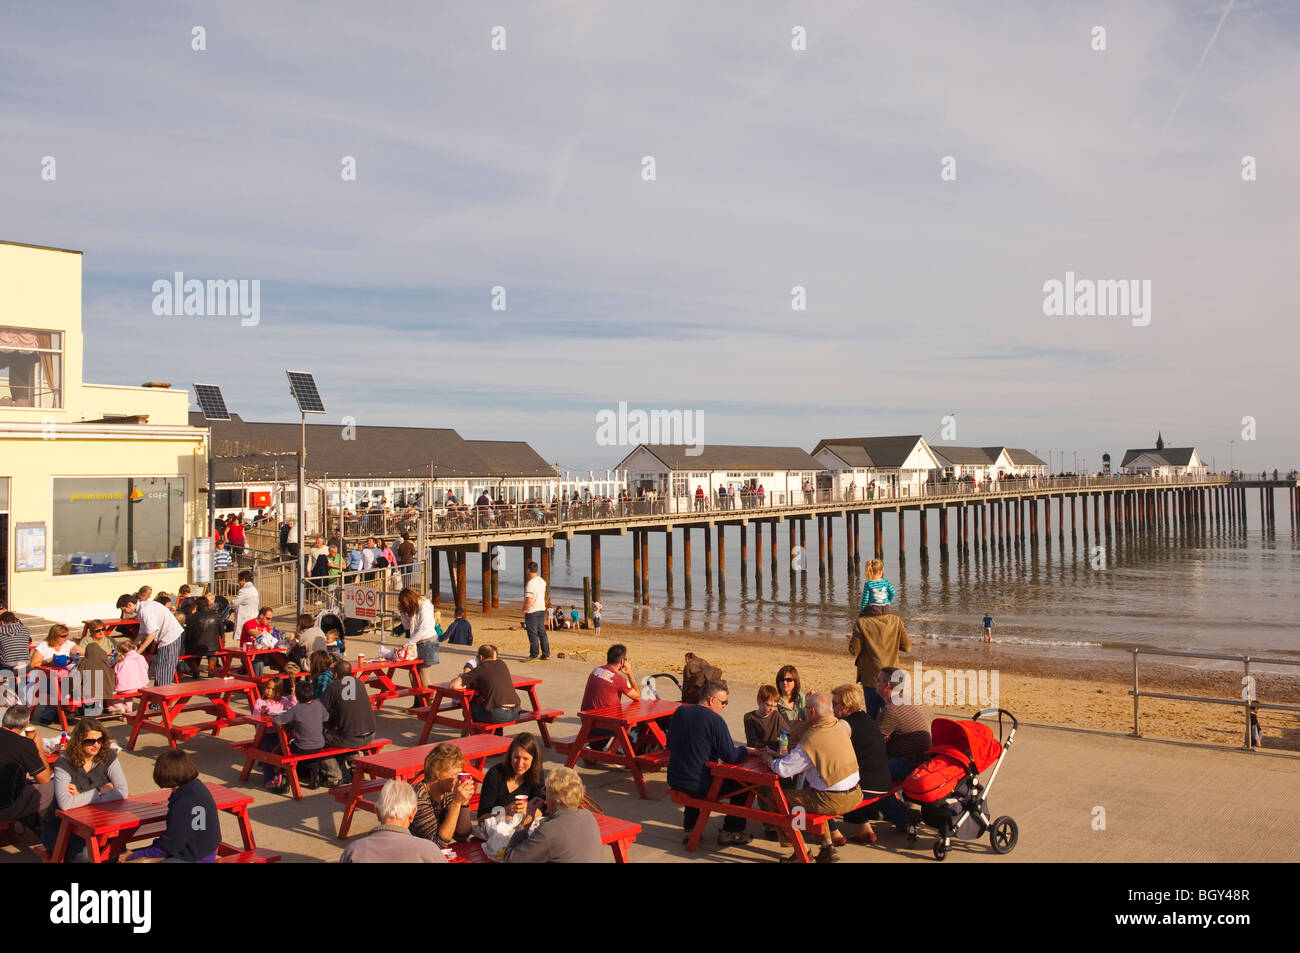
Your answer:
[901,708,1019,861]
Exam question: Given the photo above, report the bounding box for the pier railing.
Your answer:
[1129,648,1300,750]
[275,472,1246,541]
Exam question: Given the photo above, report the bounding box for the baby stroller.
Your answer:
[901,708,1019,861]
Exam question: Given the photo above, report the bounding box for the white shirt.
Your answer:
[136,599,184,648]
[524,575,547,614]
[361,548,377,571]
[285,525,298,544]
[230,582,260,637]
[402,599,437,646]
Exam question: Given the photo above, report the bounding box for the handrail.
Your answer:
[1129,647,1300,750]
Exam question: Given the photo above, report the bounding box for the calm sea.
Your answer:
[456,489,1300,662]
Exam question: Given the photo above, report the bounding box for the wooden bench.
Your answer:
[412,706,563,745]
[216,847,281,863]
[236,720,390,801]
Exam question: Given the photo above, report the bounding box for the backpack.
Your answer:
[681,653,723,705]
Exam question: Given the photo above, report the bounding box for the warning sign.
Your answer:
[343,585,380,620]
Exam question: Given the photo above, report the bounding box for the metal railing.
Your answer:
[210,559,299,610]
[1129,648,1300,750]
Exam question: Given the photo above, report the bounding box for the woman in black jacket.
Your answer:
[126,751,221,862]
[182,595,224,677]
[830,683,894,846]
[476,733,545,822]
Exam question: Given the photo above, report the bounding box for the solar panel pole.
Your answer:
[297,410,306,618]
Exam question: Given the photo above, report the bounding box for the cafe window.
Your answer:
[0,327,63,408]
[52,477,186,575]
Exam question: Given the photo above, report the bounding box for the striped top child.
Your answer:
[857,559,896,613]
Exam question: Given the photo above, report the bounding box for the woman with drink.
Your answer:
[411,743,476,847]
[476,733,545,822]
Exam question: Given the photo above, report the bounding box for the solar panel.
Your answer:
[286,370,326,414]
[192,383,230,421]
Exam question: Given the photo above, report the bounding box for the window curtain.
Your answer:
[35,333,57,405]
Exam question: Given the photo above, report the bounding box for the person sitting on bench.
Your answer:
[449,644,519,726]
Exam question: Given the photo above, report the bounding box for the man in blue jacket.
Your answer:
[666,680,759,847]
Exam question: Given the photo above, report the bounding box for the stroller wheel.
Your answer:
[990,816,1019,854]
[932,841,948,862]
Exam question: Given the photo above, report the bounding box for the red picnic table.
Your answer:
[178,648,236,680]
[332,733,512,838]
[675,754,888,864]
[352,657,433,711]
[415,675,561,746]
[447,813,643,863]
[79,619,139,641]
[559,699,679,799]
[46,782,268,863]
[225,646,300,684]
[126,677,260,750]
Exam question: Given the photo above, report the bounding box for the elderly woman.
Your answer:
[503,766,603,863]
[411,743,476,847]
[829,682,894,846]
[75,621,117,705]
[41,717,128,860]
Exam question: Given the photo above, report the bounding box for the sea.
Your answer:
[454,490,1300,671]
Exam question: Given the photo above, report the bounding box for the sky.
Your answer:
[2,0,1297,474]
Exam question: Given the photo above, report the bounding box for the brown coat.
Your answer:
[848,614,910,688]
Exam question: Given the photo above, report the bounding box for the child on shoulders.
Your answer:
[858,559,896,616]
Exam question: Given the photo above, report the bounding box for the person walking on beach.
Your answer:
[983,613,993,643]
[849,612,911,718]
[522,561,549,661]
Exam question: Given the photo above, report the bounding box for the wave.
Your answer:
[916,632,1105,648]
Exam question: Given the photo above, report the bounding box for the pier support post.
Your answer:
[939,506,949,560]
[789,520,797,576]
[772,520,779,577]
[447,551,460,612]
[591,535,602,602]
[874,511,883,560]
[799,519,807,567]
[456,551,467,612]
[481,552,491,613]
[639,530,649,604]
[632,531,641,603]
[754,521,763,583]
[826,516,833,574]
[741,523,749,580]
[853,513,861,564]
[1030,496,1040,546]
[898,510,906,564]
[683,528,691,598]
[707,520,717,587]
[815,517,825,577]
[540,545,551,608]
[665,530,673,598]
[919,507,929,561]
[491,550,499,609]
[713,524,721,584]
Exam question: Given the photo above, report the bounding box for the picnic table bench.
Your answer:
[235,718,391,801]
[447,813,642,863]
[125,677,260,751]
[672,754,895,863]
[330,733,511,837]
[43,781,276,863]
[412,675,562,746]
[352,657,433,710]
[557,699,679,799]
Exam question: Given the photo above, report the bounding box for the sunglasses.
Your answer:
[84,737,104,747]
[780,677,796,683]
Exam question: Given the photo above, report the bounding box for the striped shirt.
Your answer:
[213,548,234,570]
[858,578,896,612]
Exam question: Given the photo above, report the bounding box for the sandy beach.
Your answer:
[458,607,1300,752]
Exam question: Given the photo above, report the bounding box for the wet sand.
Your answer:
[463,609,1300,752]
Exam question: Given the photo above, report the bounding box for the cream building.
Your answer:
[0,240,208,624]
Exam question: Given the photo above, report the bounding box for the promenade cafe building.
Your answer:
[0,240,208,622]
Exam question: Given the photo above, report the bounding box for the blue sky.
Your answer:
[2,1,1296,472]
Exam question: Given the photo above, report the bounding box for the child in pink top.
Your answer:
[252,678,295,718]
[113,641,150,692]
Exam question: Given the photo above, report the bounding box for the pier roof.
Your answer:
[192,412,548,480]
[812,435,927,470]
[1006,448,1047,467]
[622,444,822,472]
[1121,447,1198,468]
[933,446,997,466]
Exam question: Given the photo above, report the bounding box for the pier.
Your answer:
[351,474,1297,614]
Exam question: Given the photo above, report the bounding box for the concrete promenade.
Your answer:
[4,633,1297,864]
